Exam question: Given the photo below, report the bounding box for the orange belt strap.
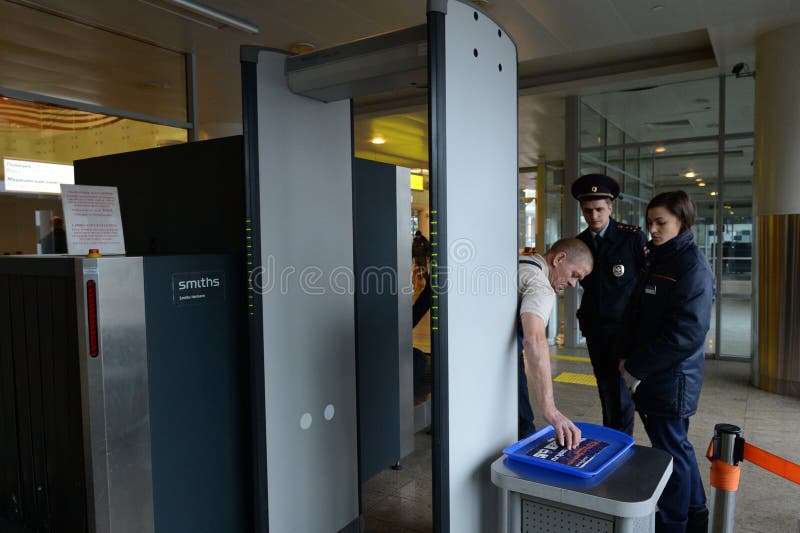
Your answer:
[706,441,741,491]
[706,439,800,489]
[742,442,800,485]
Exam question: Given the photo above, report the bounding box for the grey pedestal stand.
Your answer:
[491,445,673,533]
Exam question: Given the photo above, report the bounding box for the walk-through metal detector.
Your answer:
[241,1,517,531]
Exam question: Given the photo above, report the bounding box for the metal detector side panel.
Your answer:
[432,2,519,531]
[251,50,359,533]
[353,160,415,482]
[395,166,414,459]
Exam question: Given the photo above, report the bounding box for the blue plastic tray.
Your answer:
[503,422,634,478]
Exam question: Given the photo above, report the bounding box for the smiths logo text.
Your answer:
[172,271,225,306]
[177,277,221,290]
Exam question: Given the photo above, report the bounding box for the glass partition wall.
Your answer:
[574,75,755,359]
[0,94,188,255]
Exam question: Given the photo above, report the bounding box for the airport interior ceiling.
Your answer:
[1,2,795,131]
[0,0,764,219]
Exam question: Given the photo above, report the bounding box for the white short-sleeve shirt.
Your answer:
[518,253,555,326]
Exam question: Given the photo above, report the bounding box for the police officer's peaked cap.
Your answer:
[571,173,620,201]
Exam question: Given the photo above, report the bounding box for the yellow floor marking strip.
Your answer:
[551,354,591,363]
[554,372,597,387]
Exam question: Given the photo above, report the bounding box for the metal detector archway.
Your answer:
[241,1,517,531]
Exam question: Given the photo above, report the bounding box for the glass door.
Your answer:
[718,139,754,358]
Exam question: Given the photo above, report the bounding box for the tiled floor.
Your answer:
[363,431,433,533]
[361,350,800,532]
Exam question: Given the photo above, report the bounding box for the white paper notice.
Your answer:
[60,184,126,256]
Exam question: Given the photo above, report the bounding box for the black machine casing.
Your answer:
[0,254,249,532]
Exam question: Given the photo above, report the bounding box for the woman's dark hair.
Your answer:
[646,190,696,231]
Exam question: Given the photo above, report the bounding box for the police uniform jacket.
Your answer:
[576,218,645,337]
[620,230,714,418]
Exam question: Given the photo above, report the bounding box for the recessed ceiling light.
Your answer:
[655,146,666,153]
[684,171,697,178]
[698,182,706,187]
[695,178,703,182]
[370,137,386,145]
[710,191,718,196]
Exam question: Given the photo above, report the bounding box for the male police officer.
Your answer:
[572,174,645,436]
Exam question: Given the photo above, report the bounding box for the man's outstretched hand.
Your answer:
[543,409,582,449]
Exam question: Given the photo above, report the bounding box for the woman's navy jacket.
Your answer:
[620,230,715,418]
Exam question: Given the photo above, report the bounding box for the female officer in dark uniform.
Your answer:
[618,190,714,533]
[572,174,645,436]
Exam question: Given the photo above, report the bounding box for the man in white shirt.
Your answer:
[518,238,593,449]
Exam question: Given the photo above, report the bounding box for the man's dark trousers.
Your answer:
[585,328,634,435]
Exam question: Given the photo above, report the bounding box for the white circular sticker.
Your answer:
[300,413,312,430]
[324,404,335,421]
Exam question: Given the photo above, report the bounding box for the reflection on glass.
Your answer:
[36,210,67,254]
[607,120,624,146]
[605,148,622,172]
[581,77,719,142]
[707,304,717,356]
[725,75,755,134]
[544,189,562,249]
[580,152,605,177]
[580,103,605,147]
[639,149,654,188]
[719,139,753,357]
[624,147,640,197]
[0,95,188,254]
[576,76,754,359]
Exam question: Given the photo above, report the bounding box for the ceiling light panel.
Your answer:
[137,0,259,34]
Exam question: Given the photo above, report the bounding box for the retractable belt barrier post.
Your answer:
[706,422,800,533]
[707,424,742,533]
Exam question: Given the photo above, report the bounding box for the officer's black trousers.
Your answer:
[640,414,708,533]
[585,331,634,435]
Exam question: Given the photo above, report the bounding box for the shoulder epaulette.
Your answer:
[617,223,641,234]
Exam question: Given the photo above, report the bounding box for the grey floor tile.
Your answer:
[397,476,433,504]
[363,467,422,500]
[364,515,427,533]
[368,494,433,532]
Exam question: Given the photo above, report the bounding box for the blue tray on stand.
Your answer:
[503,422,634,478]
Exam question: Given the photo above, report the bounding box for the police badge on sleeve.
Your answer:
[612,264,625,277]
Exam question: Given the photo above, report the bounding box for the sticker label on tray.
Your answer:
[526,438,610,469]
